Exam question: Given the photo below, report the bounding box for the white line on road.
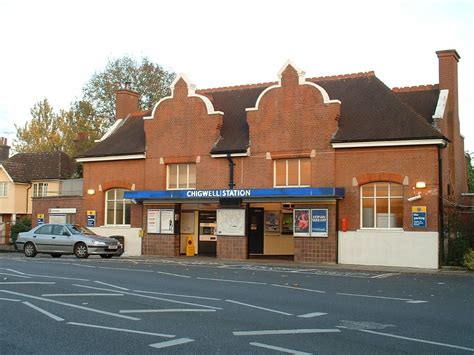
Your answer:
[250,342,313,354]
[197,277,266,285]
[298,312,328,318]
[156,271,191,278]
[42,293,124,297]
[67,322,175,338]
[134,290,221,301]
[371,273,400,279]
[226,300,292,316]
[0,272,31,279]
[234,329,341,336]
[94,281,129,290]
[336,292,427,303]
[73,284,222,310]
[355,328,474,352]
[149,338,194,349]
[0,282,56,285]
[120,308,216,314]
[4,269,27,275]
[271,284,326,294]
[72,263,96,268]
[0,297,21,302]
[97,266,154,273]
[23,301,64,321]
[0,290,140,321]
[26,274,90,281]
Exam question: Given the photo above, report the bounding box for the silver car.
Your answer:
[15,224,123,259]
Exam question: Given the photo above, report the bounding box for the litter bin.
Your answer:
[186,236,195,257]
[110,235,125,256]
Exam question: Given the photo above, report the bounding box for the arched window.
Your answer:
[105,188,131,225]
[360,182,403,229]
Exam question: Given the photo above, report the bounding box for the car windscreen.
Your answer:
[68,225,97,235]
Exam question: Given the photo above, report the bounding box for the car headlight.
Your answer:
[91,240,106,246]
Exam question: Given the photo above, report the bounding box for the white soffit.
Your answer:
[76,154,146,163]
[331,139,447,148]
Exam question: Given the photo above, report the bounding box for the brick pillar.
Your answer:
[217,236,248,260]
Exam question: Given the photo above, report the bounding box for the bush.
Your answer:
[464,249,474,271]
[10,217,32,245]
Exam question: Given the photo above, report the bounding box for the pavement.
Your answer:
[1,243,471,275]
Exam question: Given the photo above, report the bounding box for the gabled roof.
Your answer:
[2,151,75,183]
[393,85,440,125]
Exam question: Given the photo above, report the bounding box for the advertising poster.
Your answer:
[147,209,160,234]
[264,211,280,233]
[160,209,175,234]
[294,209,310,236]
[311,209,328,237]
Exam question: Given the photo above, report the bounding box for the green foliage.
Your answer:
[466,152,474,193]
[82,56,175,125]
[464,249,474,270]
[10,217,32,245]
[445,209,474,266]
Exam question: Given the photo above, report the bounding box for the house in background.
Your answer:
[0,145,77,244]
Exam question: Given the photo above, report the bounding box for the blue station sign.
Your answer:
[125,187,345,200]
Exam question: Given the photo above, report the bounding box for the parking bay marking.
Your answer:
[0,290,140,321]
[67,322,175,338]
[298,312,328,318]
[94,280,129,290]
[42,293,124,297]
[120,308,216,314]
[24,274,90,281]
[0,297,21,302]
[149,338,194,349]
[234,329,341,336]
[0,272,31,279]
[336,292,427,303]
[226,299,292,316]
[156,271,191,278]
[134,290,221,301]
[23,301,64,321]
[250,342,313,355]
[271,284,326,294]
[0,282,56,285]
[197,277,266,285]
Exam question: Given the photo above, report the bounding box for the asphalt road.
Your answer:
[0,254,473,354]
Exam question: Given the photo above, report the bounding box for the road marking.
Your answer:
[226,300,292,316]
[298,312,327,318]
[354,328,474,352]
[336,292,427,303]
[134,290,221,301]
[0,290,140,321]
[4,268,27,275]
[73,284,222,310]
[234,329,341,336]
[271,284,326,294]
[98,266,154,273]
[0,272,31,279]
[0,282,56,285]
[42,293,124,297]
[120,308,216,314]
[0,297,21,302]
[156,271,190,278]
[371,273,400,279]
[94,280,129,290]
[23,301,64,321]
[149,338,194,349]
[250,342,313,354]
[67,322,175,338]
[197,277,266,285]
[72,263,96,268]
[26,274,90,281]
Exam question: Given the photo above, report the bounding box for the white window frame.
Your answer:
[273,158,310,187]
[105,188,131,226]
[33,182,49,197]
[360,182,403,229]
[166,163,196,190]
[0,182,7,197]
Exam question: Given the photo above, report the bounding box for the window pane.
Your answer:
[287,159,298,186]
[376,183,389,197]
[390,198,403,228]
[106,201,115,224]
[390,183,403,198]
[178,164,188,189]
[362,183,375,197]
[106,189,114,201]
[168,165,177,189]
[116,189,124,200]
[362,198,375,228]
[116,201,124,224]
[188,164,196,189]
[375,197,389,228]
[300,159,310,185]
[125,202,131,224]
[275,160,286,186]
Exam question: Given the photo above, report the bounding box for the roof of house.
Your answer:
[79,71,445,158]
[2,151,75,183]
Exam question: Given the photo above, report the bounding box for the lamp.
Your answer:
[415,181,426,189]
[87,189,95,195]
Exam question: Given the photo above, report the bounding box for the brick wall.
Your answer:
[217,236,248,260]
[32,196,84,227]
[142,234,179,256]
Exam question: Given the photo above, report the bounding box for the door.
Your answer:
[32,224,54,252]
[49,224,74,253]
[248,208,264,254]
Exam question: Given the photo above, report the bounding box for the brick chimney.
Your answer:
[0,137,10,162]
[115,82,140,120]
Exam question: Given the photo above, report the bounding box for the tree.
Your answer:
[82,56,175,125]
[466,152,474,193]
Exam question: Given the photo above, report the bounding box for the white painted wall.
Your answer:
[90,227,142,257]
[338,230,438,269]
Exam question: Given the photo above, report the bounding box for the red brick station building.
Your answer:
[34,49,467,269]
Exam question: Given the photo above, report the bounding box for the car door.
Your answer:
[50,225,74,253]
[32,225,54,252]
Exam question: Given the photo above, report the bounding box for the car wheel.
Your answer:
[74,243,89,259]
[24,242,37,257]
[100,254,113,259]
[51,253,62,258]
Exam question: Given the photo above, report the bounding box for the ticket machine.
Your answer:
[199,211,216,255]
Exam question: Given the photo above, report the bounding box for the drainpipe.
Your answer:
[227,154,235,190]
[26,184,32,215]
[335,199,339,264]
[438,146,444,269]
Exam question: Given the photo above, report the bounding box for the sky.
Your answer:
[0,0,473,153]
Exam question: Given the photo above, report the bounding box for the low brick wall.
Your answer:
[142,234,179,256]
[217,236,248,260]
[294,237,336,263]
